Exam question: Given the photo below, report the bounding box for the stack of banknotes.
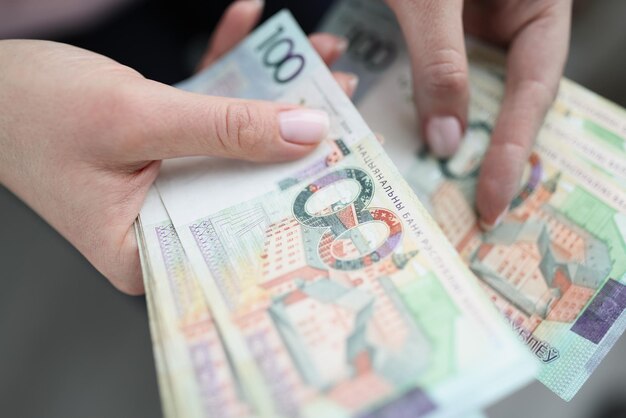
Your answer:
[135,2,626,417]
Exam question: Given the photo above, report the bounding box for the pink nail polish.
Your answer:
[279,109,329,144]
[244,0,264,7]
[427,116,462,158]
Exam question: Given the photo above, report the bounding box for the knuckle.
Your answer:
[501,138,532,162]
[518,79,558,110]
[492,129,535,159]
[218,103,266,154]
[478,175,503,214]
[422,48,468,95]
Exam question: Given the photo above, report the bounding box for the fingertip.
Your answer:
[476,175,500,222]
[478,205,509,232]
[426,115,463,158]
[309,33,348,65]
[234,0,264,12]
[220,0,265,31]
[278,109,330,145]
[475,159,517,230]
[336,36,349,56]
[347,74,359,97]
[332,71,359,98]
[199,0,264,69]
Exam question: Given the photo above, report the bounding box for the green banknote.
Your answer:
[319,0,626,401]
[155,10,535,418]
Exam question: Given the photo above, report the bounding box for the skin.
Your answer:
[386,0,572,227]
[0,0,356,294]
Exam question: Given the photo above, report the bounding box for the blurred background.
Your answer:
[1,0,626,416]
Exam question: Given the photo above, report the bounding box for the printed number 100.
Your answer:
[256,25,306,83]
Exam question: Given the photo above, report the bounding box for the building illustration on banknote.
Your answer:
[471,174,611,337]
[187,203,442,415]
[259,215,431,387]
[405,120,625,370]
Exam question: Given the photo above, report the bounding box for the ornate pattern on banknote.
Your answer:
[155,222,251,417]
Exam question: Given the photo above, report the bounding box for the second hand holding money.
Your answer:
[385,0,573,228]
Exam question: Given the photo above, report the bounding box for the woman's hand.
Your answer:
[0,0,354,295]
[386,0,572,228]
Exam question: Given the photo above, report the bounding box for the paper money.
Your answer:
[153,10,535,418]
[406,73,626,401]
[319,0,626,400]
[317,0,404,102]
[136,219,177,417]
[137,187,255,417]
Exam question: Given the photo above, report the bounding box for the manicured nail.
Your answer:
[336,37,349,55]
[479,207,509,232]
[426,116,462,158]
[279,109,330,144]
[245,0,264,6]
[347,74,359,97]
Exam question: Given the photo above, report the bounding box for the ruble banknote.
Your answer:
[137,187,255,417]
[319,0,626,401]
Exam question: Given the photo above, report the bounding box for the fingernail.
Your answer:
[336,37,349,55]
[479,207,509,232]
[347,74,359,97]
[426,116,462,158]
[240,0,264,11]
[279,109,330,144]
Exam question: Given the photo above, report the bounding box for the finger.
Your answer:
[121,81,330,163]
[309,33,348,67]
[463,0,506,43]
[476,1,572,229]
[332,71,359,98]
[198,0,264,70]
[388,0,468,158]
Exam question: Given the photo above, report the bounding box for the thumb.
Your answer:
[123,81,330,163]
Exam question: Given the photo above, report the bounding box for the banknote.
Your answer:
[138,192,492,418]
[549,79,626,186]
[319,0,626,400]
[317,0,404,102]
[406,74,626,401]
[136,221,177,417]
[155,10,535,418]
[137,188,255,418]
